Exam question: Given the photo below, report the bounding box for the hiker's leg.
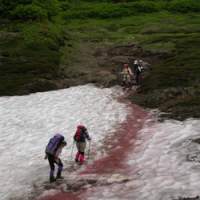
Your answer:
[79,152,85,164]
[79,142,86,164]
[138,73,142,85]
[79,142,86,153]
[55,158,63,179]
[47,154,56,182]
[75,142,81,162]
[75,151,81,162]
[136,73,139,85]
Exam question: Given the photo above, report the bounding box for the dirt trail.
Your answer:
[38,100,149,200]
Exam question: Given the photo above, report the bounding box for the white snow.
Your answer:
[85,118,200,200]
[0,85,128,200]
[127,119,200,200]
[1,84,200,200]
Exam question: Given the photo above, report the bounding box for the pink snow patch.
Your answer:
[38,193,80,200]
[81,104,148,174]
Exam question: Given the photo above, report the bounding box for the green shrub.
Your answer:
[0,0,33,16]
[59,1,71,11]
[0,0,59,19]
[63,1,161,20]
[58,0,79,11]
[168,0,200,13]
[11,4,47,20]
[33,0,60,19]
[63,4,113,19]
[129,1,161,13]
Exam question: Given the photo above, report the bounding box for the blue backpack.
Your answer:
[45,134,64,155]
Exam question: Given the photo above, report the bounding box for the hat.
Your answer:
[61,141,67,145]
[77,125,86,130]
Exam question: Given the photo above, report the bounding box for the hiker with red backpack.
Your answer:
[121,63,134,88]
[45,134,67,182]
[74,125,91,165]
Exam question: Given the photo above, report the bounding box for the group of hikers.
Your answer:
[120,59,144,88]
[44,59,145,183]
[45,125,91,183]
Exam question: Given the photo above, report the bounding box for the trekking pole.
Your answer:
[88,140,91,160]
[70,141,75,161]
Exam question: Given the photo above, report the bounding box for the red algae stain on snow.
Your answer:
[81,103,148,175]
[38,192,81,200]
[39,102,149,200]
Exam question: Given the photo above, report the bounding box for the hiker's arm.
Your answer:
[129,68,133,75]
[55,146,62,159]
[85,130,91,141]
[73,134,76,141]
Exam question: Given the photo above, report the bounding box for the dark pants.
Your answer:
[47,154,63,178]
[135,72,141,85]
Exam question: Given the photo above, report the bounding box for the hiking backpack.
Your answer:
[74,126,86,142]
[45,134,64,155]
[74,128,82,142]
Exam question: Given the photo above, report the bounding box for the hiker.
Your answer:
[45,134,67,182]
[74,125,91,165]
[121,63,133,88]
[133,60,143,85]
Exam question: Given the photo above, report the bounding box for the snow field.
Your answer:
[0,85,128,200]
[84,118,200,200]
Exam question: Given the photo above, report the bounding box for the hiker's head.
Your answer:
[61,141,67,147]
[123,63,129,68]
[134,60,138,64]
[77,125,86,131]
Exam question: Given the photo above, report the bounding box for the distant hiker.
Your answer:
[121,63,133,88]
[45,134,67,182]
[133,60,143,85]
[74,125,91,165]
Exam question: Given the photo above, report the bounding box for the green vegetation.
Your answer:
[0,0,66,95]
[0,21,67,95]
[0,0,59,20]
[62,0,200,20]
[0,0,200,119]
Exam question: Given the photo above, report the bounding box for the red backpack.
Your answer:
[74,125,85,141]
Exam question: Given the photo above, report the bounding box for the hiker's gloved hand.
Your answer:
[44,154,47,160]
[88,137,91,141]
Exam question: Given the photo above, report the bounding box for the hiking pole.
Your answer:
[88,140,91,160]
[70,141,75,161]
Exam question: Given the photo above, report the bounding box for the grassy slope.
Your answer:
[1,1,200,119]
[63,7,200,119]
[0,18,68,95]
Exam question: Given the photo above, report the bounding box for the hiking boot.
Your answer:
[79,154,85,165]
[56,175,64,180]
[56,171,64,180]
[50,176,56,183]
[78,161,83,165]
[75,152,80,163]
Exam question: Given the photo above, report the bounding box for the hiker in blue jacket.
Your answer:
[45,134,67,182]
